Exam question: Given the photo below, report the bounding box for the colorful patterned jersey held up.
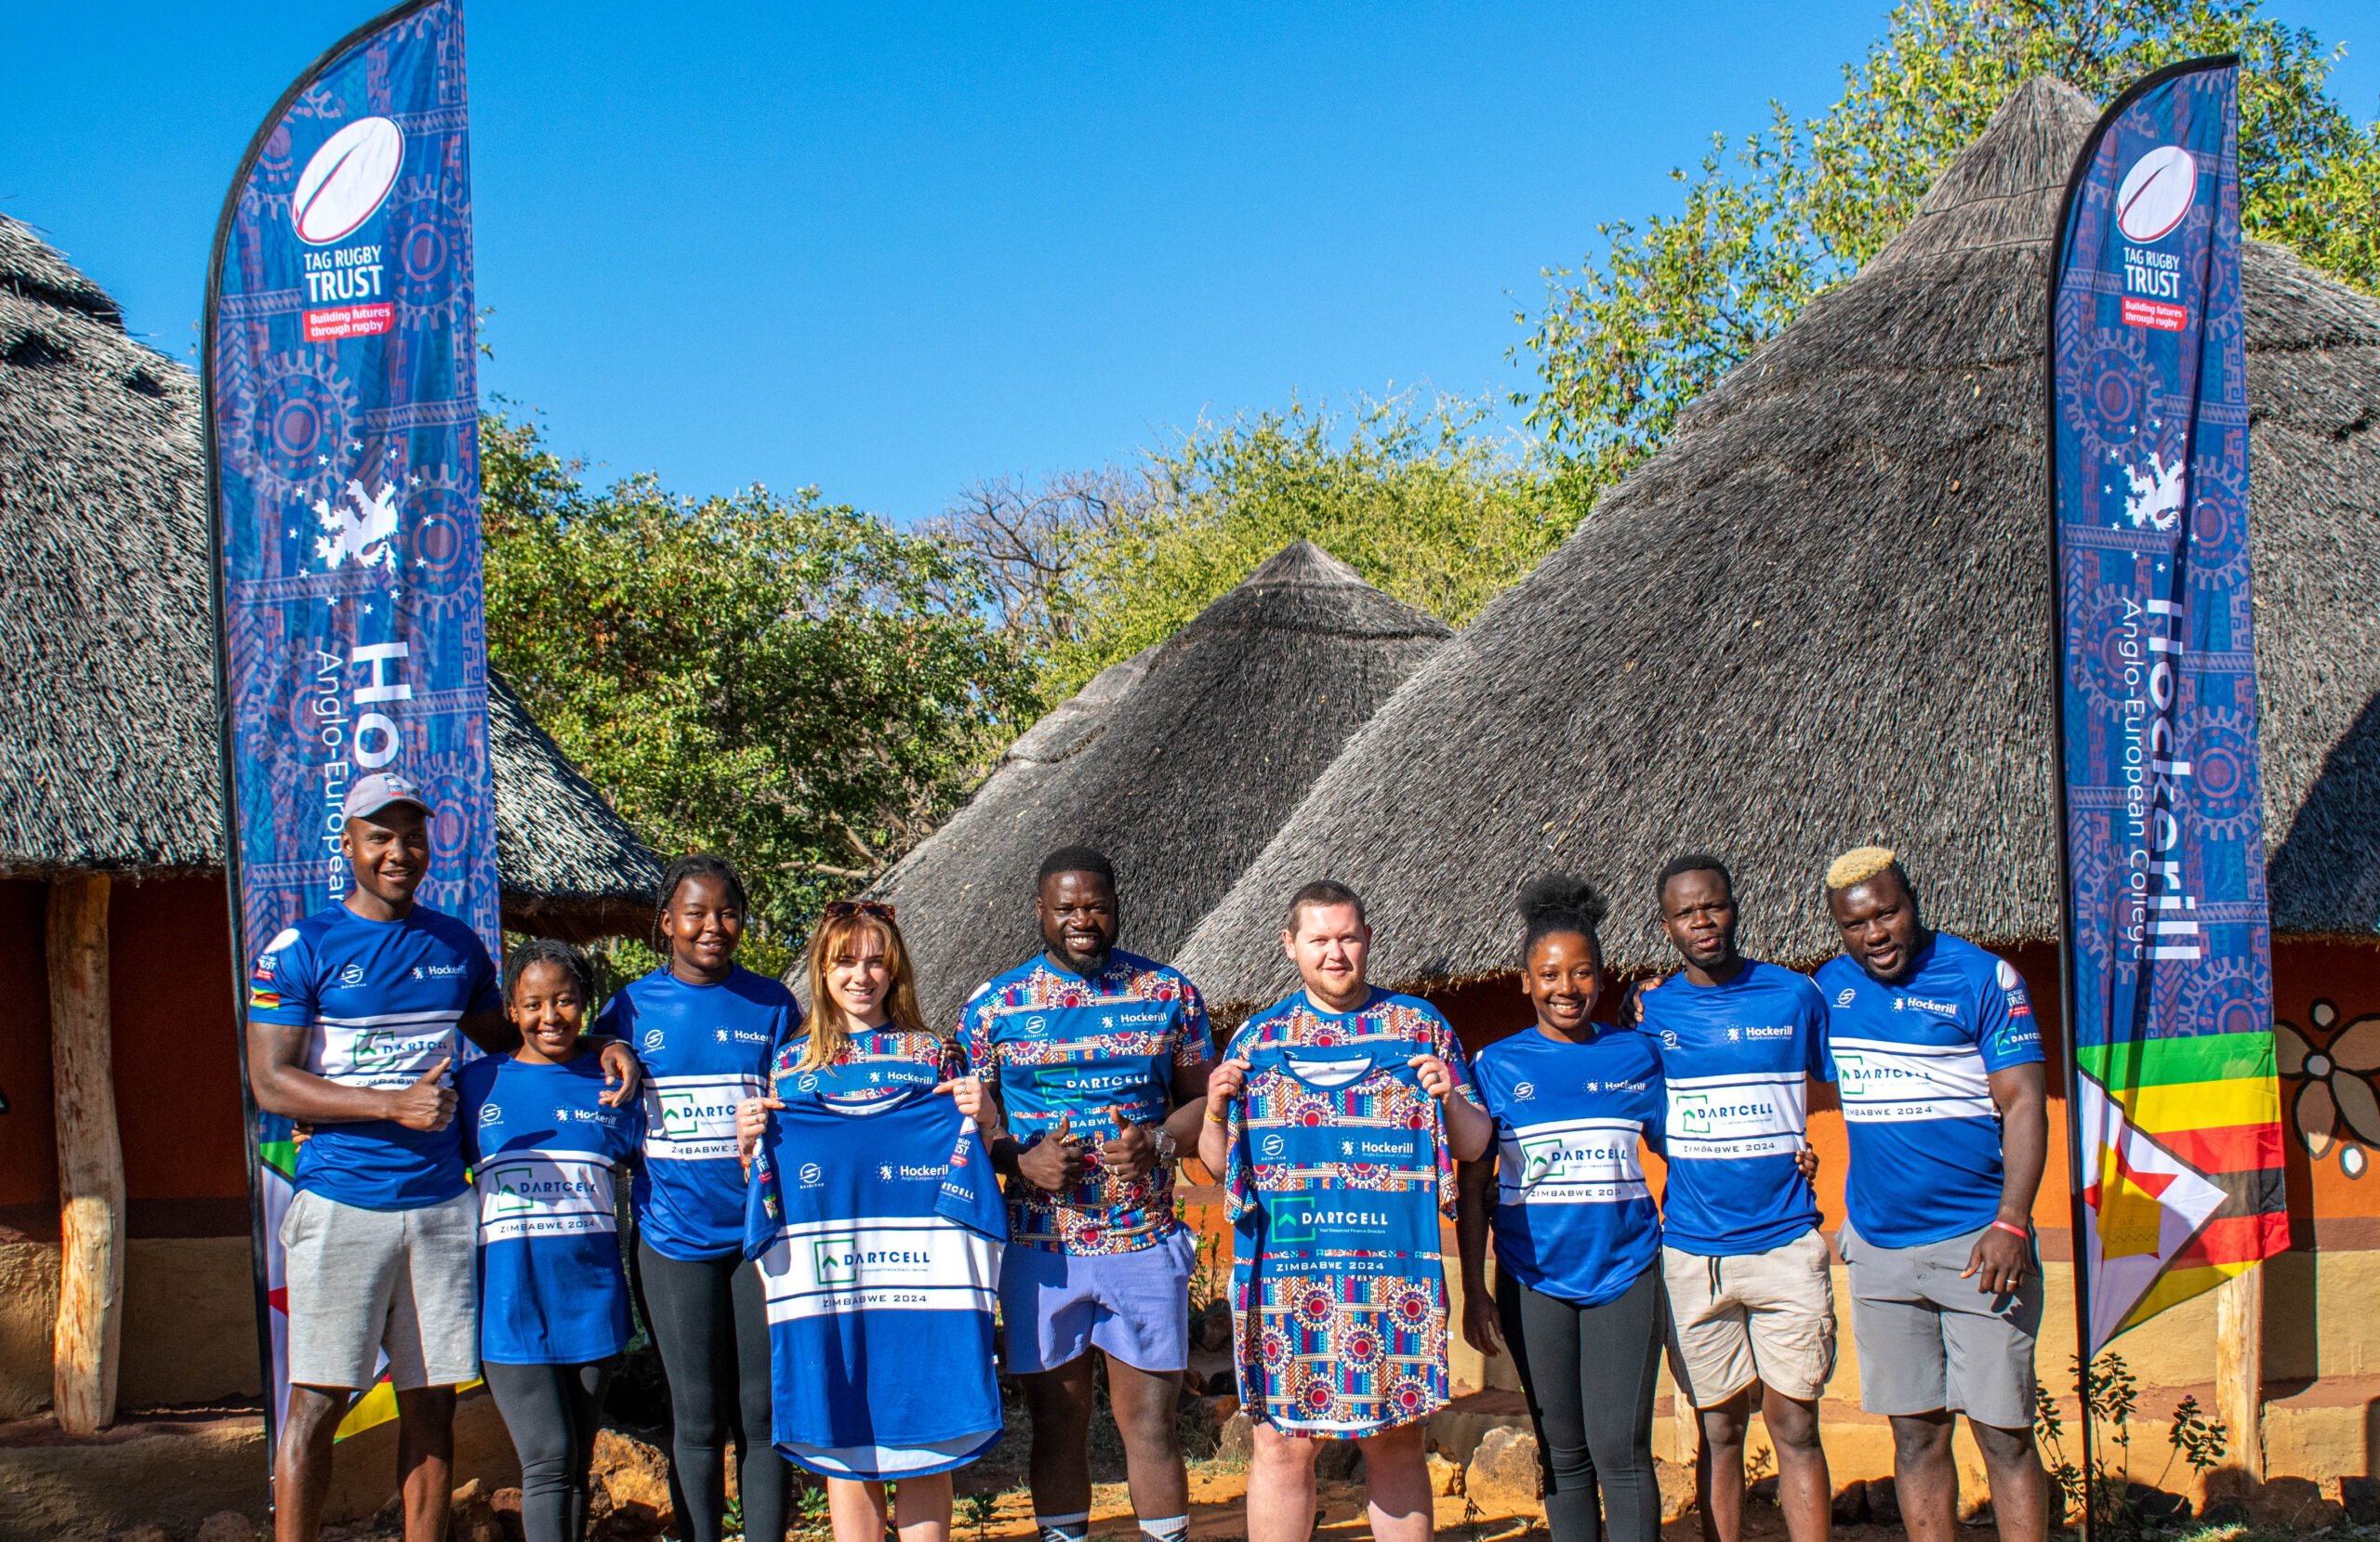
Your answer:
[773,1025,967,1102]
[959,951,1212,1254]
[1223,989,1472,1437]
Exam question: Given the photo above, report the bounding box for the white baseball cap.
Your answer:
[342,771,430,822]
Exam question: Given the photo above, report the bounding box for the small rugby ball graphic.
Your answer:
[2115,144,2196,244]
[291,117,404,245]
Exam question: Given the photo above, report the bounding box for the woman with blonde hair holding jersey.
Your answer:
[736,901,1003,1542]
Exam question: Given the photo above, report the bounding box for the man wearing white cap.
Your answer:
[245,772,641,1542]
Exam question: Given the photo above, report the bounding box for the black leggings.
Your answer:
[1495,1259,1666,1542]
[636,1241,787,1542]
[483,1359,617,1542]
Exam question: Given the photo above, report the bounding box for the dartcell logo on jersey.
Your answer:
[2116,146,2197,330]
[292,117,403,341]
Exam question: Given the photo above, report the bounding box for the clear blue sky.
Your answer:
[4,3,2371,525]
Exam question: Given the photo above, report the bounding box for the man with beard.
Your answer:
[1817,848,2047,1542]
[958,847,1216,1542]
[1634,854,1834,1542]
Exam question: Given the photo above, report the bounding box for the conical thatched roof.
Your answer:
[871,540,1453,1022]
[1178,76,2380,1013]
[0,215,660,937]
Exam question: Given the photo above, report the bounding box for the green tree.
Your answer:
[959,390,1578,701]
[481,409,1038,964]
[1515,0,2380,507]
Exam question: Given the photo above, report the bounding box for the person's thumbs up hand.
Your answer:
[1101,1107,1158,1183]
[1017,1111,1087,1193]
[388,1058,456,1132]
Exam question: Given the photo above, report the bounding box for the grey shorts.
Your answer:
[1837,1219,2041,1430]
[281,1187,479,1391]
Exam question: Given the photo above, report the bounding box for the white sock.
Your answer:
[1139,1516,1190,1542]
[1038,1512,1091,1542]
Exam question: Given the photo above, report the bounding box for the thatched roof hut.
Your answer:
[1176,76,2380,1013]
[872,539,1452,1022]
[0,213,659,936]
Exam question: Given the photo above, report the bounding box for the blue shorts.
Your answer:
[999,1226,1196,1375]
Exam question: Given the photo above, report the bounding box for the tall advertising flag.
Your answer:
[2048,58,2286,1355]
[202,0,493,1443]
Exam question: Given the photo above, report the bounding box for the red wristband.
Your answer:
[1990,1219,2030,1240]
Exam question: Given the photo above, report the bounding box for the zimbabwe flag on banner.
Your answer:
[2047,57,2289,1354]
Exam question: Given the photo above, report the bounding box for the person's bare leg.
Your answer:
[1022,1357,1098,1523]
[1356,1421,1433,1542]
[1971,1419,2045,1542]
[393,1386,456,1542]
[1104,1353,1190,1524]
[1890,1412,1959,1542]
[827,1478,890,1542]
[1247,1423,1321,1542]
[1761,1389,1830,1542]
[274,1384,349,1542]
[1695,1391,1751,1542]
[893,1470,955,1542]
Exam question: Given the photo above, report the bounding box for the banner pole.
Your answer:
[200,0,450,1490]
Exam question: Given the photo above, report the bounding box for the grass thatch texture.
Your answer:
[1176,76,2380,1013]
[871,540,1450,1024]
[0,215,660,933]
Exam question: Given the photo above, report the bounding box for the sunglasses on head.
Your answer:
[823,900,896,921]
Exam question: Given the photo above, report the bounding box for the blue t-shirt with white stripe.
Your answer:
[245,903,500,1211]
[595,965,799,1261]
[1637,960,1827,1257]
[457,1051,640,1364]
[1817,933,2044,1248]
[744,1085,1006,1480]
[1470,1026,1665,1307]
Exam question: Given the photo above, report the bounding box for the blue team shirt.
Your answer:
[457,1052,640,1364]
[1636,960,1828,1256]
[1471,1027,1665,1307]
[245,903,501,1211]
[744,1085,1006,1480]
[1817,933,2044,1248]
[595,965,799,1260]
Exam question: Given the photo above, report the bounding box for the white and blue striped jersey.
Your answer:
[745,1085,1006,1480]
[245,903,500,1210]
[1636,961,1828,1256]
[1470,1025,1665,1306]
[594,965,799,1260]
[1817,933,2043,1247]
[457,1051,640,1364]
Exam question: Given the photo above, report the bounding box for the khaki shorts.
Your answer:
[281,1187,479,1391]
[1663,1229,1835,1406]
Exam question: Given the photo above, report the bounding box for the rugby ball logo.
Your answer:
[2116,145,2196,244]
[292,117,404,245]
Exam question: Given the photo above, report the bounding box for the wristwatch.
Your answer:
[1154,1128,1178,1166]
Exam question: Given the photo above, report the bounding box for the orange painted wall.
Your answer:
[0,876,250,1241]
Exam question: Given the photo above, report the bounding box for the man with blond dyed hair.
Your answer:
[1816,847,2049,1542]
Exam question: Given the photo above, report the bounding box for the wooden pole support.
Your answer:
[2215,1265,2265,1483]
[46,872,121,1436]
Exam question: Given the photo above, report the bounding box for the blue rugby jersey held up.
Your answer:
[1224,989,1471,1437]
[245,903,501,1211]
[772,1025,966,1103]
[744,1085,1006,1480]
[958,951,1211,1255]
[1470,1026,1665,1307]
[1816,933,2044,1248]
[457,1051,640,1364]
[595,966,799,1261]
[1636,961,1828,1256]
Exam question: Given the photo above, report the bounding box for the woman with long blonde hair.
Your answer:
[735,901,1004,1542]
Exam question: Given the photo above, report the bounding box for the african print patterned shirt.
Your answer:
[1223,988,1474,1437]
[959,950,1213,1255]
